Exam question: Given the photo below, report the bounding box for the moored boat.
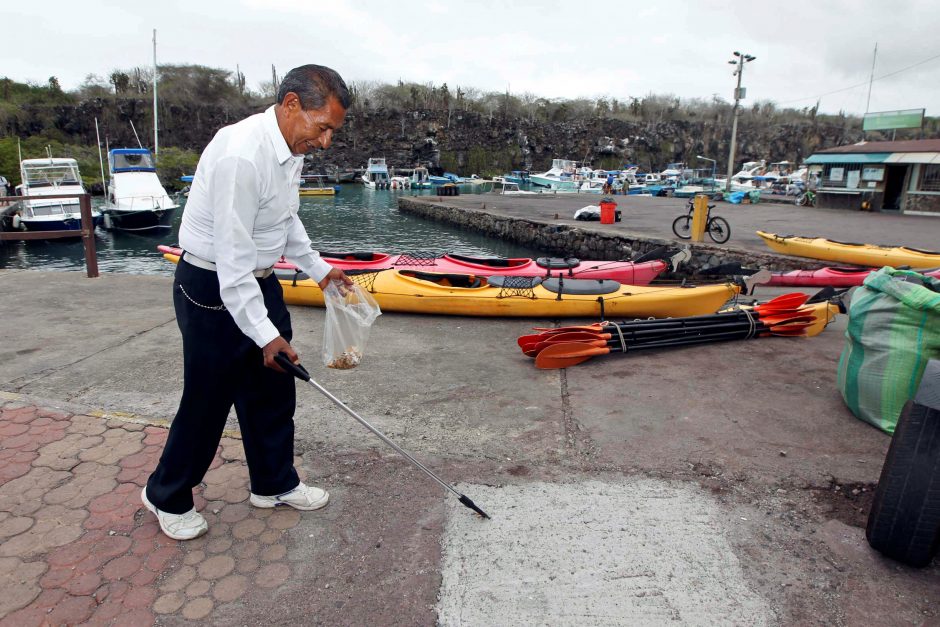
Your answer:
[156,245,675,284]
[14,157,102,235]
[768,265,940,287]
[299,175,338,196]
[529,159,580,190]
[756,231,940,270]
[361,158,390,189]
[101,148,178,232]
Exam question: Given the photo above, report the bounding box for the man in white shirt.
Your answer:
[142,64,352,540]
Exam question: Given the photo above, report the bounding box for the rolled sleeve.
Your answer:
[211,156,280,348]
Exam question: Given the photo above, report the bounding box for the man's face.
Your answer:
[282,93,346,156]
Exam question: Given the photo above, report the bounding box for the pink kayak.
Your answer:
[769,266,940,287]
[157,246,672,285]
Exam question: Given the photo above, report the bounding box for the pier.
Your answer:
[1,266,937,624]
[399,192,939,273]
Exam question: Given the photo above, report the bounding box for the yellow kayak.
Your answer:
[282,269,740,318]
[161,252,739,318]
[756,231,940,269]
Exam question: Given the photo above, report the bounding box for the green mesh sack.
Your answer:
[837,267,940,433]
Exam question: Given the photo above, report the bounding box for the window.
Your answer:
[822,164,862,188]
[919,164,940,192]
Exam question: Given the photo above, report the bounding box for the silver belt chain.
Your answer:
[177,283,227,311]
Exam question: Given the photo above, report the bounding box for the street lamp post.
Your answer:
[696,155,716,190]
[725,51,756,193]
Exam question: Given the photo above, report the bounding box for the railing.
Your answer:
[0,193,99,278]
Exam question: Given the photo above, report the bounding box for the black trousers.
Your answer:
[146,259,299,514]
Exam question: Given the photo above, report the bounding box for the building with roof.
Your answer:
[804,139,940,215]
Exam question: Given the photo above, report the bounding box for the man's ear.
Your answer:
[280,92,301,111]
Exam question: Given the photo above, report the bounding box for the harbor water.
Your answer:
[0,186,543,276]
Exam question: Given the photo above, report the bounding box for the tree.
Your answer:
[47,76,61,92]
[110,71,130,95]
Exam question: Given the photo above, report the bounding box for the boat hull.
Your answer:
[102,206,177,233]
[769,266,940,287]
[756,231,940,269]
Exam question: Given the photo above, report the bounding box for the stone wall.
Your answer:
[398,197,829,277]
[904,193,940,215]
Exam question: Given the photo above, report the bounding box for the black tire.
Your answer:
[707,216,731,244]
[795,193,806,206]
[672,215,692,240]
[866,363,940,568]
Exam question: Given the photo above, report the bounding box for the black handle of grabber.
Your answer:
[274,353,311,381]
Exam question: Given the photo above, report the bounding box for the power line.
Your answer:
[776,49,940,106]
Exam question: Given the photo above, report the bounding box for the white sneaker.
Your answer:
[141,487,209,541]
[249,482,330,511]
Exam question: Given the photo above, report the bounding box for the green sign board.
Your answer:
[863,109,925,131]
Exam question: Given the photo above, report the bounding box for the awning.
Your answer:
[804,153,890,164]
[883,152,940,164]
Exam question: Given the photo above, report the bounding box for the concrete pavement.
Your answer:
[0,269,938,625]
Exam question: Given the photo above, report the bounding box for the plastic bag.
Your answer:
[322,282,381,369]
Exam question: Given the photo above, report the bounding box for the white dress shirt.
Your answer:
[179,105,332,348]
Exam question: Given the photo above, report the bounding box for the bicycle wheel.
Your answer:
[707,217,731,244]
[795,193,806,206]
[672,215,692,239]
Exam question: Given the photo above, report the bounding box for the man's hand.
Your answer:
[263,336,296,372]
[318,267,354,291]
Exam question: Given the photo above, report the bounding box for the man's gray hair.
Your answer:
[277,64,351,110]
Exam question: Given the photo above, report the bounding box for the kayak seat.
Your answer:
[536,257,580,269]
[541,278,621,295]
[318,251,377,261]
[400,270,483,288]
[446,253,516,267]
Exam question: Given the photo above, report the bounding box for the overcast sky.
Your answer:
[3,0,938,116]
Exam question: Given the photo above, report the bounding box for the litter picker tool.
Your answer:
[274,353,490,519]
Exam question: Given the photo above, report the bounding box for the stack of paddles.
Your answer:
[518,292,837,369]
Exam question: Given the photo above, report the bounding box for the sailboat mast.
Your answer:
[95,118,108,200]
[865,42,877,114]
[153,28,159,156]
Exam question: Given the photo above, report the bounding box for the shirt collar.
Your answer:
[263,105,295,165]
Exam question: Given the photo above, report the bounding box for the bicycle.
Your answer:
[671,198,731,244]
[795,189,817,207]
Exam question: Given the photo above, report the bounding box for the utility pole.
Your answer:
[725,51,756,193]
[865,43,878,114]
[152,29,159,157]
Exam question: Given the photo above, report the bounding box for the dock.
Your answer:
[398,192,940,272]
[1,265,937,624]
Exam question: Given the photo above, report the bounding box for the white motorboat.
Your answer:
[13,157,102,235]
[361,158,390,189]
[529,158,580,190]
[101,149,178,232]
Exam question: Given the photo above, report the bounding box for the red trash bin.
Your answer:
[599,200,617,224]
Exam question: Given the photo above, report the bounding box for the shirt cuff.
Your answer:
[306,258,332,284]
[248,318,281,349]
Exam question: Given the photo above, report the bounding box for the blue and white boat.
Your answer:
[361,158,390,189]
[101,148,178,233]
[410,167,432,189]
[529,159,580,190]
[503,170,530,185]
[13,157,102,235]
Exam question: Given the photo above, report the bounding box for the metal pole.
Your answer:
[79,194,99,278]
[865,43,878,114]
[725,57,744,193]
[153,29,159,157]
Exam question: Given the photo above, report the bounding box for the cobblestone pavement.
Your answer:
[0,398,313,625]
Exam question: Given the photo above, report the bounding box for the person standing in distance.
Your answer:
[142,64,353,540]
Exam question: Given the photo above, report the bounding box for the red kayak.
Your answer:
[157,246,673,285]
[769,266,940,287]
